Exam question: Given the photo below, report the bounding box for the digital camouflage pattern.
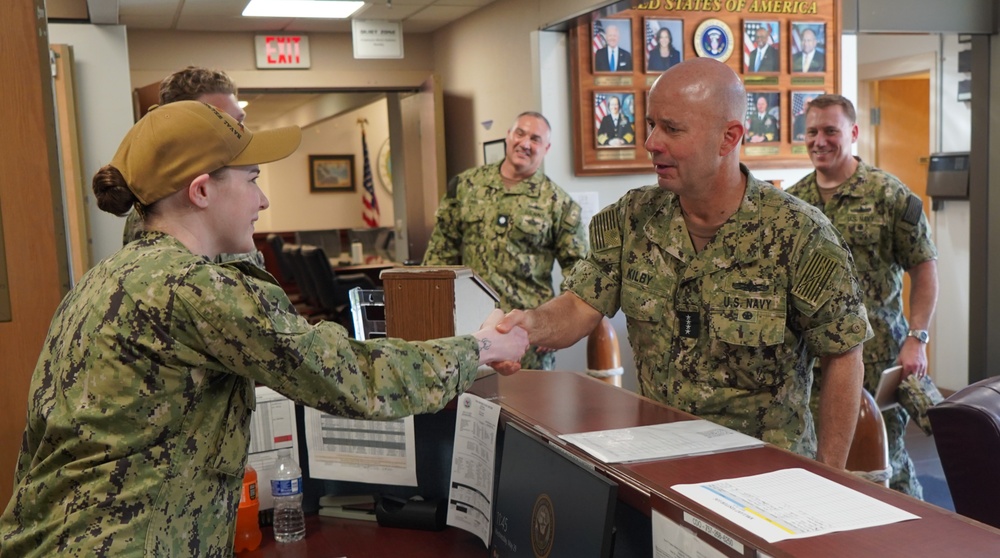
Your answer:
[423,162,587,370]
[788,159,937,497]
[565,167,871,457]
[787,159,937,383]
[1,232,481,557]
[123,209,266,267]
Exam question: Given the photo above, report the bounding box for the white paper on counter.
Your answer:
[446,393,502,546]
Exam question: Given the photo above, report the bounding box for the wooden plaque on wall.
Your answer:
[570,0,840,176]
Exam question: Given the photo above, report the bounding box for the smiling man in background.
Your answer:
[423,112,587,370]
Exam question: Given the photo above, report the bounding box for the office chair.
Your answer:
[927,376,1000,529]
[265,234,299,291]
[845,389,891,487]
[282,243,325,319]
[299,245,376,333]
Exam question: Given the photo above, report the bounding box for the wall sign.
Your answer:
[352,19,404,59]
[255,35,311,69]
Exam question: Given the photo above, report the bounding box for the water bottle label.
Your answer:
[271,478,302,497]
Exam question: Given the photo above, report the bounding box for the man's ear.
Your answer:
[720,120,745,156]
[186,174,213,209]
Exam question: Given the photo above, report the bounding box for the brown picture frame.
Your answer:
[568,0,841,175]
[309,154,355,192]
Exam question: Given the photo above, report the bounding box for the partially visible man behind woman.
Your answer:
[0,100,528,557]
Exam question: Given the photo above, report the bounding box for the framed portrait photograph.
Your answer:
[790,91,824,142]
[744,92,781,144]
[644,18,683,73]
[309,154,355,192]
[594,92,636,148]
[743,21,780,74]
[593,19,634,73]
[483,139,506,164]
[791,22,826,73]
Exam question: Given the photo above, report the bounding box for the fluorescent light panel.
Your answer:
[242,0,364,19]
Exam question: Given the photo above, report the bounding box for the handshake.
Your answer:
[472,308,544,375]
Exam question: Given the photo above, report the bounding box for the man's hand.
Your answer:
[898,337,928,379]
[473,309,529,374]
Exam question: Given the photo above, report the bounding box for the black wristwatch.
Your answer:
[907,329,930,344]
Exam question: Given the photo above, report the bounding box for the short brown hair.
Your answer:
[805,94,857,124]
[158,66,238,105]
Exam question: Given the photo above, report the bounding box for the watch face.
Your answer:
[910,330,929,343]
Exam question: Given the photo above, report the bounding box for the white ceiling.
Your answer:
[84,0,498,34]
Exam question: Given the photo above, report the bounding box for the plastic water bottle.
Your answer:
[233,465,262,553]
[271,449,306,543]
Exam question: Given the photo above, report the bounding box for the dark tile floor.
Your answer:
[906,420,954,511]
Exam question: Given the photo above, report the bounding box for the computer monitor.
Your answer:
[491,423,617,558]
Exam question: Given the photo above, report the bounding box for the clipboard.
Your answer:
[874,365,903,411]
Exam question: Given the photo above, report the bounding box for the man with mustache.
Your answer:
[424,112,587,370]
[787,94,938,497]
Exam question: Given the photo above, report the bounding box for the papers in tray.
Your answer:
[559,419,765,464]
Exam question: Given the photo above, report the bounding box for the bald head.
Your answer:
[650,58,746,125]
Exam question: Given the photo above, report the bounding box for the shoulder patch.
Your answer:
[445,175,460,198]
[792,250,840,307]
[902,194,923,226]
[589,209,621,253]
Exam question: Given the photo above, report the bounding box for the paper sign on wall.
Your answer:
[352,19,404,59]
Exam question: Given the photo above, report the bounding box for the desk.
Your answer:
[253,371,1000,557]
[469,371,1000,557]
[245,515,486,557]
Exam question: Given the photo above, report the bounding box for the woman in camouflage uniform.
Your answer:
[0,101,527,557]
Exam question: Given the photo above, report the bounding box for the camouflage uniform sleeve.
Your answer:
[422,175,463,266]
[789,220,873,357]
[563,199,625,317]
[891,188,938,270]
[553,193,588,291]
[179,266,481,419]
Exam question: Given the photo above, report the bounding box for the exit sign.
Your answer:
[254,35,311,69]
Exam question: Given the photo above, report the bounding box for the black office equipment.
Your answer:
[491,423,617,558]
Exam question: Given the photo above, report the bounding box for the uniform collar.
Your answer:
[489,160,544,197]
[644,164,764,276]
[807,156,874,200]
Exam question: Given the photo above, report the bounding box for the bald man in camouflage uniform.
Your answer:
[0,102,529,557]
[498,59,872,468]
[424,112,587,370]
[787,94,938,497]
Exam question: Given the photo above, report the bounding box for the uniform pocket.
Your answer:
[843,220,882,271]
[208,378,255,477]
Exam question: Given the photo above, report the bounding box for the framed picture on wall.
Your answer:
[790,22,826,73]
[644,19,683,73]
[594,92,636,148]
[309,154,355,192]
[745,92,781,144]
[743,20,780,73]
[483,139,506,164]
[593,19,634,73]
[791,91,824,142]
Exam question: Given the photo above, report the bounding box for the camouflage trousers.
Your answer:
[811,360,923,499]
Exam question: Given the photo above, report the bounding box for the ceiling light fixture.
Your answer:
[242,0,365,19]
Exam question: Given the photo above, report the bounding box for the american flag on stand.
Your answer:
[743,21,776,69]
[360,129,380,228]
[592,20,606,53]
[594,93,609,129]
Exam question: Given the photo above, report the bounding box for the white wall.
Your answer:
[48,24,135,265]
[258,98,395,233]
[857,33,972,391]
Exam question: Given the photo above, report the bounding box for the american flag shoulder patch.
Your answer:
[590,210,621,252]
[902,194,923,226]
[792,250,839,306]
